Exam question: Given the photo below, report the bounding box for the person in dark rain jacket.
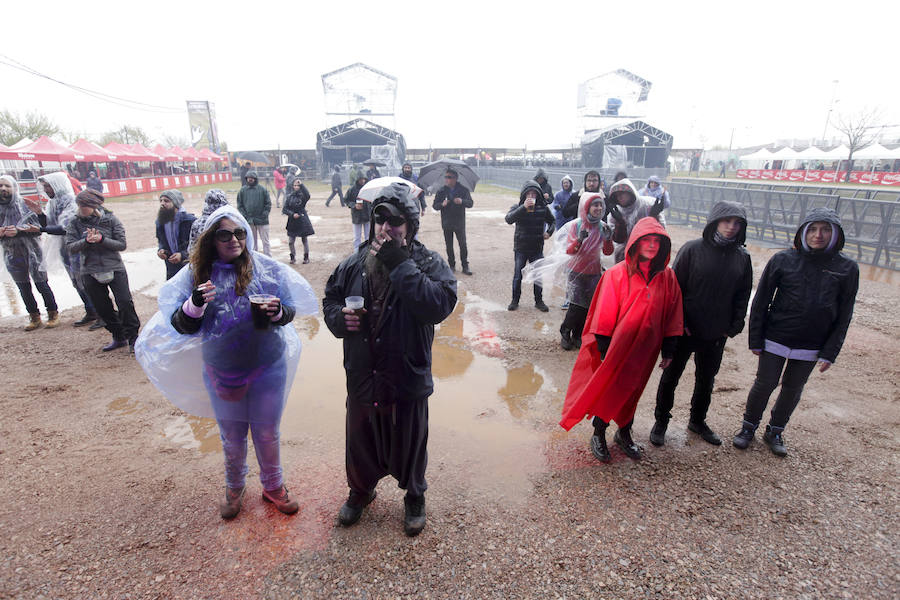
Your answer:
[533,168,553,203]
[505,180,556,312]
[344,174,371,249]
[155,189,196,280]
[651,201,753,447]
[282,178,314,264]
[433,169,474,275]
[733,207,858,457]
[324,182,457,537]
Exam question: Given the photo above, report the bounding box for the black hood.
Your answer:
[703,201,748,245]
[534,168,548,183]
[793,207,845,253]
[368,182,421,242]
[519,180,547,206]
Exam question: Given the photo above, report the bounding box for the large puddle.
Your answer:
[139,291,553,496]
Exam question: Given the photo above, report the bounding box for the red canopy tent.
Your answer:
[68,139,117,162]
[2,136,77,162]
[181,147,203,162]
[103,142,151,161]
[169,146,192,161]
[128,143,162,161]
[197,148,225,162]
[151,144,180,162]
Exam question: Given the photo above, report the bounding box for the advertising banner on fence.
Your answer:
[186,100,221,153]
[736,169,900,186]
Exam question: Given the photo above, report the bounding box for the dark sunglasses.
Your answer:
[214,228,247,242]
[374,214,406,227]
[444,175,456,180]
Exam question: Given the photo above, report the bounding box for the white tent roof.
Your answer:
[740,148,775,161]
[852,143,894,159]
[823,145,850,159]
[769,146,801,160]
[795,146,830,160]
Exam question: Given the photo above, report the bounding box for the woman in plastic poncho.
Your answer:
[135,206,317,519]
[559,217,683,462]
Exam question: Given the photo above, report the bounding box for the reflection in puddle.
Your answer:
[0,247,167,318]
[860,264,897,285]
[498,364,545,418]
[107,396,143,415]
[163,415,220,453]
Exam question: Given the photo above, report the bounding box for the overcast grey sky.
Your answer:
[4,0,898,151]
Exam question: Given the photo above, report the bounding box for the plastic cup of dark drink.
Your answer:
[249,294,277,330]
[345,296,364,315]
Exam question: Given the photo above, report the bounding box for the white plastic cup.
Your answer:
[345,296,364,314]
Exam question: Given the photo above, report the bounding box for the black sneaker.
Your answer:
[88,319,106,331]
[535,301,549,312]
[338,490,376,527]
[73,313,97,327]
[688,421,722,446]
[763,425,788,457]
[560,331,574,351]
[461,267,473,276]
[649,420,668,447]
[614,429,643,460]
[403,494,426,537]
[732,421,756,450]
[507,301,519,311]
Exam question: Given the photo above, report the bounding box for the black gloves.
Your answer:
[609,206,628,243]
[191,287,206,306]
[578,228,590,241]
[650,196,665,218]
[376,239,408,270]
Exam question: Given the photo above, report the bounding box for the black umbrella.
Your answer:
[417,158,480,192]
[363,160,386,167]
[235,151,272,165]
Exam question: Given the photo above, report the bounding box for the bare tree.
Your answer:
[161,134,191,148]
[100,125,153,147]
[833,109,883,182]
[0,110,60,146]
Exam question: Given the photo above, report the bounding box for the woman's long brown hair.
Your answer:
[189,221,254,296]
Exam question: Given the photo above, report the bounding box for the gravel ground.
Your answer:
[0,181,897,599]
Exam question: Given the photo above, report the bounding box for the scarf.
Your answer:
[713,231,738,247]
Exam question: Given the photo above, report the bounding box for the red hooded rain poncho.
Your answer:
[560,217,683,430]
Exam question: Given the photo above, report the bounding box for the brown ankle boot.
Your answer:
[219,486,245,519]
[45,310,61,328]
[24,313,43,331]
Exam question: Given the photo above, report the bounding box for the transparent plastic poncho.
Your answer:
[37,172,78,273]
[523,193,612,307]
[135,206,318,423]
[0,175,46,282]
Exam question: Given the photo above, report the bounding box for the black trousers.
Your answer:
[442,227,468,269]
[742,351,816,429]
[346,397,429,498]
[326,187,343,205]
[560,304,588,338]
[655,335,726,424]
[82,270,141,342]
[512,250,543,302]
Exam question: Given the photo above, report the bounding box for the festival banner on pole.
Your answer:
[186,101,221,153]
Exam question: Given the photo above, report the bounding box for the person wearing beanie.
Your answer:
[0,175,58,331]
[733,208,859,457]
[66,189,141,352]
[156,190,196,280]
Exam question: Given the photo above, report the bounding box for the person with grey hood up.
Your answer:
[605,178,666,263]
[26,172,98,327]
[533,168,553,203]
[324,182,456,537]
[188,189,230,254]
[237,171,271,256]
[156,189,196,280]
[0,175,59,331]
[66,189,141,352]
[733,208,858,457]
[651,201,753,447]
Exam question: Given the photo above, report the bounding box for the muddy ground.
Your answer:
[1,180,897,599]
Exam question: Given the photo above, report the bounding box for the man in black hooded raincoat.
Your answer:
[324,182,457,536]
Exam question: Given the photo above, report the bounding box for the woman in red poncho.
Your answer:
[560,217,683,462]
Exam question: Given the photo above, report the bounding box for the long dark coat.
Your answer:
[282,186,314,237]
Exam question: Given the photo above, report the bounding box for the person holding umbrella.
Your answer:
[432,169,474,275]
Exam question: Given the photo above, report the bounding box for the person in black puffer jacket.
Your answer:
[651,201,753,447]
[505,179,556,312]
[733,207,859,457]
[282,177,314,264]
[324,182,456,537]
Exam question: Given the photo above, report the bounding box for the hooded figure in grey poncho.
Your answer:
[605,178,666,263]
[188,189,229,254]
[0,175,58,329]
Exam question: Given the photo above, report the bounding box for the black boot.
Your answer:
[614,423,643,460]
[403,493,426,536]
[649,419,668,447]
[732,420,757,449]
[763,424,788,457]
[290,254,296,264]
[302,253,309,264]
[688,421,722,445]
[560,329,574,351]
[338,490,376,527]
[73,312,97,327]
[589,418,610,462]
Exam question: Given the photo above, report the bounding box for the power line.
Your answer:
[0,53,184,114]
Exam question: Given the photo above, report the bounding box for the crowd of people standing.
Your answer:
[0,164,860,536]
